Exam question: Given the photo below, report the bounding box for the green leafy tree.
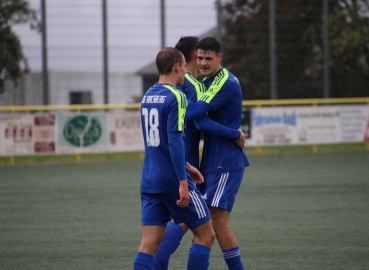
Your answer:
[305,0,369,97]
[221,0,369,99]
[0,0,38,94]
[221,0,271,99]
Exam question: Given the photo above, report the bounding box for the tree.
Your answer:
[221,0,369,99]
[306,0,369,97]
[221,0,271,100]
[0,0,38,94]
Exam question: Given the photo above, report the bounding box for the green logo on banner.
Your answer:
[63,115,102,147]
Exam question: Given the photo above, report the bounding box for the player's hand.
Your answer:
[235,129,245,149]
[186,161,204,184]
[177,180,190,208]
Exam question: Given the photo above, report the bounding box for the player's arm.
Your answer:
[186,161,204,184]
[194,116,245,149]
[194,114,240,139]
[186,100,211,120]
[188,100,245,148]
[168,131,190,208]
[186,100,235,136]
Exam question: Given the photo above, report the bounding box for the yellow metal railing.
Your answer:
[1,97,369,113]
[241,97,369,107]
[0,103,140,114]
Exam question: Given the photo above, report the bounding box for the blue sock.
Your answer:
[134,252,154,270]
[223,246,244,270]
[153,222,185,270]
[187,244,211,270]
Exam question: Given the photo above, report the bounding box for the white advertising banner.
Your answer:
[56,113,109,154]
[1,106,368,156]
[295,106,341,144]
[340,105,369,142]
[108,111,144,152]
[249,105,366,146]
[0,114,55,156]
[250,107,298,146]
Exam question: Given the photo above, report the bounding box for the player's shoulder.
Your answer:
[185,73,205,87]
[210,68,235,85]
[156,83,183,95]
[223,69,240,86]
[219,69,241,94]
[182,75,194,89]
[143,83,184,103]
[183,73,206,98]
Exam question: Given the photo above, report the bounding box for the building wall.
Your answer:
[0,72,142,106]
[0,73,43,106]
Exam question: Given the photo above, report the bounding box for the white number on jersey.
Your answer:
[142,108,160,147]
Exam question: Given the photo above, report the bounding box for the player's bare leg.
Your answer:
[209,207,244,270]
[134,226,166,269]
[190,219,215,248]
[209,207,238,249]
[187,220,215,270]
[138,226,166,255]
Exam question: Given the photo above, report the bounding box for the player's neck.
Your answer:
[158,74,177,87]
[185,62,198,78]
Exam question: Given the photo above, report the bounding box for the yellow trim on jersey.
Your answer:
[163,84,188,132]
[185,73,207,100]
[199,69,229,104]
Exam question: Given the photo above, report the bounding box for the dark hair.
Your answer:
[175,36,199,63]
[196,36,222,54]
[156,47,184,75]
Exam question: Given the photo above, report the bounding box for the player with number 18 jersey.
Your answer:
[140,83,189,193]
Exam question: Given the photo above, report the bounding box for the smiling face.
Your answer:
[196,49,222,78]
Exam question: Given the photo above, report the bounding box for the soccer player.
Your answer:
[133,47,215,270]
[186,37,250,270]
[153,37,246,270]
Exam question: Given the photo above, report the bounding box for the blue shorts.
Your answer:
[202,169,244,211]
[140,188,211,230]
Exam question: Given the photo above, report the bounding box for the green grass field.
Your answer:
[1,151,369,269]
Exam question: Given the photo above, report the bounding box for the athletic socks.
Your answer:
[153,222,185,270]
[134,252,154,270]
[187,244,211,270]
[223,246,244,270]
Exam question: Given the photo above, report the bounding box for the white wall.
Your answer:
[0,73,43,106]
[0,72,142,106]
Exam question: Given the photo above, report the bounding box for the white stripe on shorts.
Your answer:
[190,190,207,219]
[211,172,229,207]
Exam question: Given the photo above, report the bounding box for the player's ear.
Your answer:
[192,51,197,60]
[218,53,223,62]
[174,63,179,73]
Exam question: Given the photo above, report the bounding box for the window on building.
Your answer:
[70,91,93,104]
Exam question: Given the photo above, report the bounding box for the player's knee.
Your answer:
[204,222,216,246]
[211,216,229,234]
[200,227,215,247]
[193,222,215,247]
[179,223,189,233]
[209,227,216,245]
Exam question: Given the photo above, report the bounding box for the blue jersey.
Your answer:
[199,68,250,174]
[140,83,191,193]
[178,73,207,169]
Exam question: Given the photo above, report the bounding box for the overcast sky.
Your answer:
[15,0,217,74]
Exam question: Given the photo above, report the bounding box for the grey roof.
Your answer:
[136,60,157,75]
[135,27,217,75]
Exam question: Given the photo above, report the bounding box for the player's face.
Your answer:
[177,55,186,87]
[197,49,222,78]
